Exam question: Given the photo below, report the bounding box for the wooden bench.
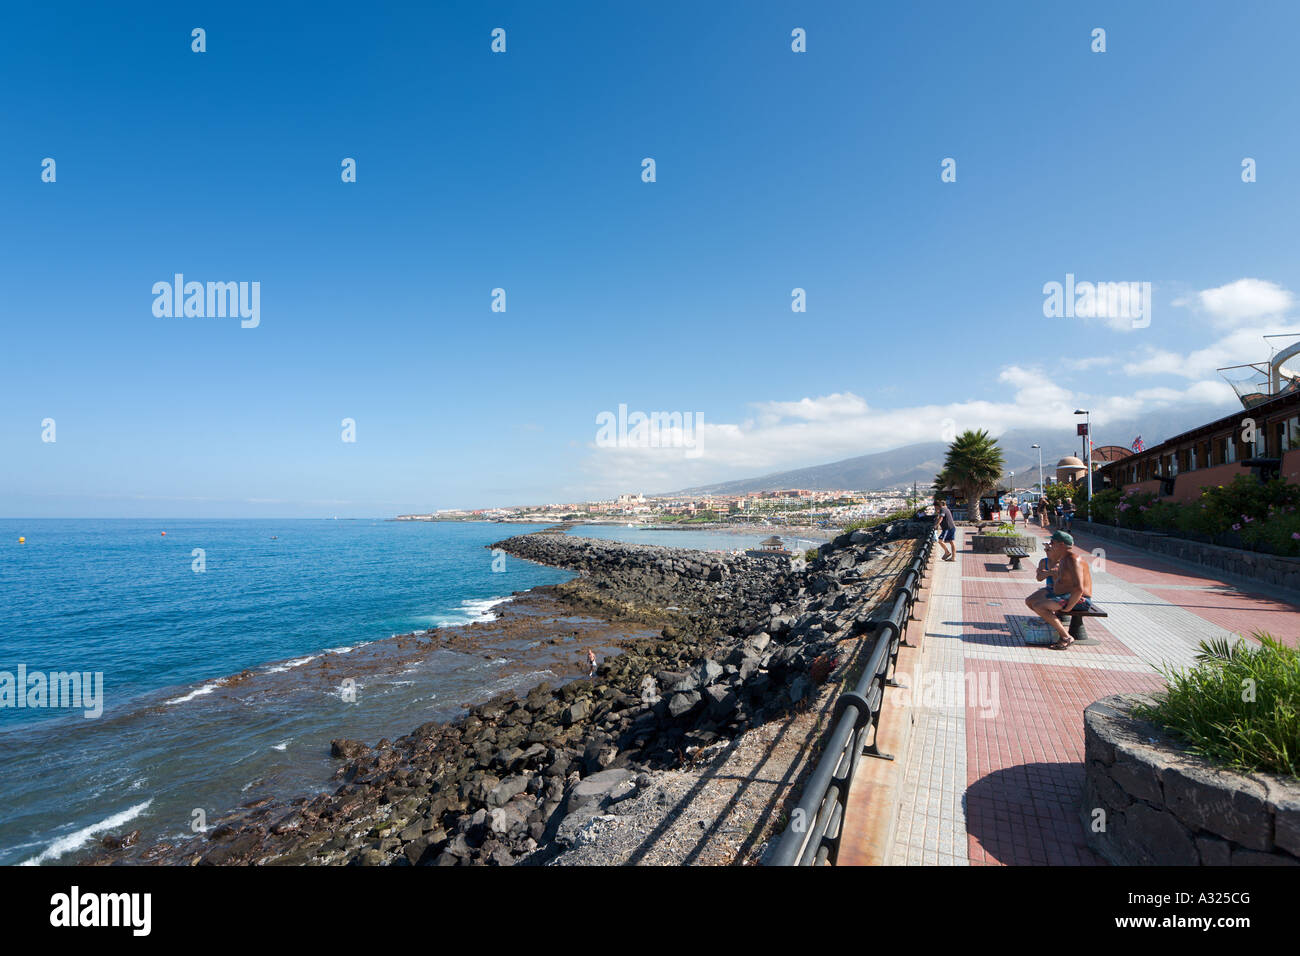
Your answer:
[1002,546,1029,570]
[1055,603,1108,642]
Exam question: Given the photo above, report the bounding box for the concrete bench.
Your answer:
[1002,546,1029,570]
[1055,603,1107,642]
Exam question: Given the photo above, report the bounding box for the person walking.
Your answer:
[1038,495,1051,529]
[934,499,957,561]
[1008,500,1019,525]
[1062,498,1076,530]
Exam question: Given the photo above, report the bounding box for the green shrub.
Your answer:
[842,507,914,534]
[1133,632,1299,778]
[1090,488,1122,524]
[984,522,1021,537]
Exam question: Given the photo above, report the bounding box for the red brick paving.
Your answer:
[946,522,1292,865]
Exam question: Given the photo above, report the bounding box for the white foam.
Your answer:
[421,596,513,627]
[165,681,221,705]
[462,596,512,622]
[264,655,317,674]
[271,739,291,751]
[20,799,153,866]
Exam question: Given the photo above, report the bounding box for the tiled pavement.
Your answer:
[881,520,1299,866]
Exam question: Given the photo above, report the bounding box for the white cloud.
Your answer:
[579,368,1236,495]
[1065,356,1110,371]
[1177,278,1294,327]
[1122,326,1291,380]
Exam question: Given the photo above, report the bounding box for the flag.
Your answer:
[1132,436,1144,452]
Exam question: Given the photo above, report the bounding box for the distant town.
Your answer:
[395,486,933,527]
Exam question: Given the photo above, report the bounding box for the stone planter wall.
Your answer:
[1072,520,1300,593]
[969,534,1038,555]
[1083,695,1300,866]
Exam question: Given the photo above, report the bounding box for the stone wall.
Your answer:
[1083,695,1300,866]
[1073,519,1300,593]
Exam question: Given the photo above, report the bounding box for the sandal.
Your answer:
[1049,636,1075,650]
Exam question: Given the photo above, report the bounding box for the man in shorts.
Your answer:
[935,499,957,561]
[1024,530,1093,649]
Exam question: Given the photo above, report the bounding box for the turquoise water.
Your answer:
[0,519,572,865]
[0,518,787,866]
[0,519,568,728]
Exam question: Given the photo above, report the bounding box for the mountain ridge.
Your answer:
[664,404,1234,496]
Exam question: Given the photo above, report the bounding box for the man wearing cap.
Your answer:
[1024,530,1093,650]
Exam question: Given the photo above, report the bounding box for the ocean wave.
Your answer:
[418,596,513,627]
[164,681,222,705]
[20,799,153,866]
[263,655,317,675]
[271,739,291,751]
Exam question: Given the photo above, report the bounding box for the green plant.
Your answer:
[1044,483,1075,505]
[940,430,1005,517]
[842,507,913,534]
[1099,477,1300,555]
[984,523,1022,537]
[1133,631,1299,778]
[1090,488,1122,524]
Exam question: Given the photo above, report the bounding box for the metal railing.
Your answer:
[766,527,934,866]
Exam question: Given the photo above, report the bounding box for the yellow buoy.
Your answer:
[18,537,25,544]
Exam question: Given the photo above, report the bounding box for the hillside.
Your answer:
[668,405,1232,495]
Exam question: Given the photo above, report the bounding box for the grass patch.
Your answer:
[1133,631,1299,778]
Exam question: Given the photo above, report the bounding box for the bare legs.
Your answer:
[1025,589,1071,642]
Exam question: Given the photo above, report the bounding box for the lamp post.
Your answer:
[1074,409,1093,521]
[1031,443,1044,494]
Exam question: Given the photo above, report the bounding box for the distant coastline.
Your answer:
[391,516,841,538]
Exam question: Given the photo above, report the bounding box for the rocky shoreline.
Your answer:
[91,522,924,866]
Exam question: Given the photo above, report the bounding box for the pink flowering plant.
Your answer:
[1095,477,1300,556]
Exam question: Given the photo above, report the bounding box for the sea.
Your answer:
[0,519,818,866]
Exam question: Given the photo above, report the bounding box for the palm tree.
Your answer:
[941,430,1005,521]
[932,468,953,501]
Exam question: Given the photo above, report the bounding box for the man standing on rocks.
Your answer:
[934,499,957,562]
[587,648,597,679]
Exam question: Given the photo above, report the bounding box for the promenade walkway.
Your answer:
[838,520,1299,866]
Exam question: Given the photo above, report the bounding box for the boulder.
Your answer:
[330,739,370,760]
[668,690,702,718]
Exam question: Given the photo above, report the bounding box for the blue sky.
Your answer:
[3,1,1299,516]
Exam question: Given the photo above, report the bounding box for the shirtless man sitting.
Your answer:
[1024,530,1093,650]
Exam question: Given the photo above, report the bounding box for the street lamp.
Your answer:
[1074,409,1093,522]
[1031,443,1043,493]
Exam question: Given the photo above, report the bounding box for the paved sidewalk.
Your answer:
[855,520,1298,866]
